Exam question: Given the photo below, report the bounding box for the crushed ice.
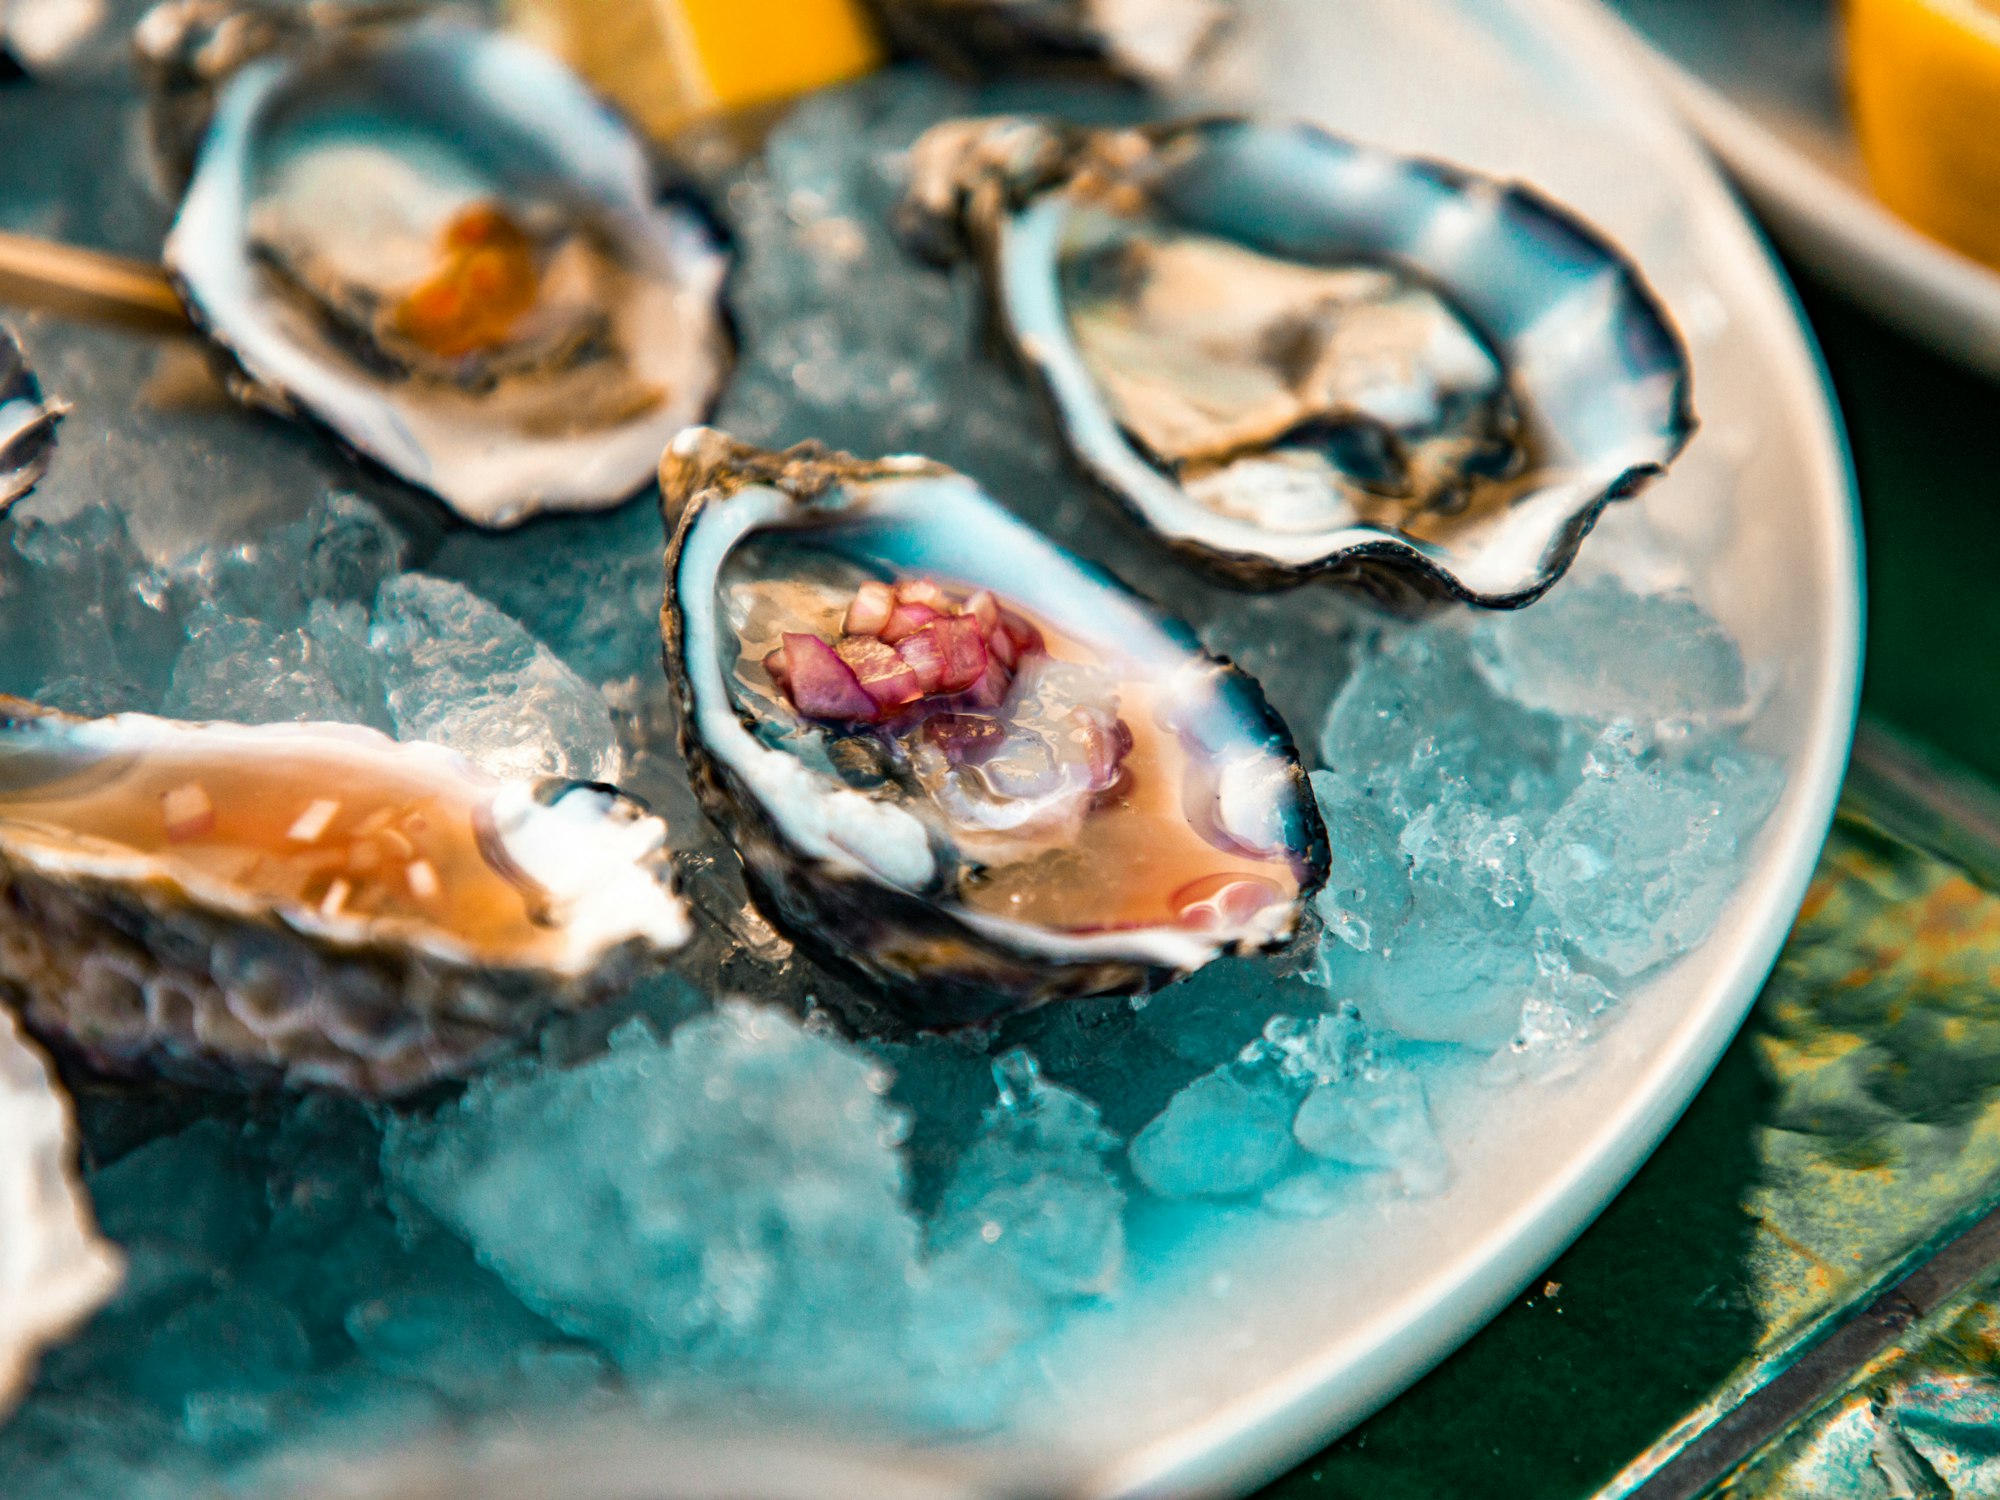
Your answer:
[0,69,1784,1496]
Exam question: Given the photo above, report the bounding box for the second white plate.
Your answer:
[1606,0,2000,381]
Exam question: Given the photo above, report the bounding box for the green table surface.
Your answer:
[1256,265,2000,1498]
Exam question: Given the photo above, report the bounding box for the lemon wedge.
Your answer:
[1848,0,2000,269]
[508,0,884,142]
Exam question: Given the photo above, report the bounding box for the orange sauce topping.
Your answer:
[388,202,543,359]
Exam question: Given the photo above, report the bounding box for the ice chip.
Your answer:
[1258,1007,1370,1086]
[371,573,621,783]
[1292,1066,1445,1195]
[1,504,184,710]
[1309,770,1412,953]
[428,497,666,687]
[294,493,410,606]
[1473,574,1748,723]
[163,602,385,728]
[383,1006,926,1389]
[195,491,411,628]
[1319,623,1575,817]
[929,1050,1125,1299]
[1528,750,1750,976]
[1129,1068,1296,1200]
[1399,799,1534,910]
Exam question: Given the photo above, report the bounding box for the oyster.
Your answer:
[864,0,1227,85]
[900,117,1695,606]
[661,428,1326,1027]
[0,326,61,515]
[0,700,692,1093]
[153,6,733,527]
[0,1005,121,1417]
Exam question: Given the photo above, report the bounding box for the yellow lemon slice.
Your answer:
[508,0,884,142]
[1847,0,2000,269]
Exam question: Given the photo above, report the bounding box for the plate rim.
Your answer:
[1603,0,2000,380]
[1080,0,1864,1494]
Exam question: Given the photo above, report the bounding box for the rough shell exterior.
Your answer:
[0,705,690,1096]
[0,1006,121,1416]
[0,863,608,1095]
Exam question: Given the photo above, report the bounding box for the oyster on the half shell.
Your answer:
[0,700,692,1094]
[661,428,1326,1028]
[0,1005,121,1418]
[146,3,733,527]
[900,116,1695,607]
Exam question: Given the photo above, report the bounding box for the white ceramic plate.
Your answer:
[1605,0,2000,380]
[294,1,1861,1497]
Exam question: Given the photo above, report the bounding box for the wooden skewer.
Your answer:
[0,230,192,335]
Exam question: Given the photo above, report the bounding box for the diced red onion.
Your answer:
[879,602,942,644]
[931,613,988,693]
[782,632,880,722]
[836,634,923,711]
[964,589,1000,634]
[843,580,895,636]
[959,657,1013,710]
[1068,705,1132,790]
[778,579,1059,728]
[895,626,948,694]
[999,610,1043,658]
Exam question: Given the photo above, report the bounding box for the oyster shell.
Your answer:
[154,8,733,527]
[0,700,692,1094]
[0,1005,121,1417]
[900,117,1695,607]
[661,428,1326,1027]
[0,326,61,516]
[864,0,1227,85]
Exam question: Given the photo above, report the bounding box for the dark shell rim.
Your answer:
[902,113,1697,610]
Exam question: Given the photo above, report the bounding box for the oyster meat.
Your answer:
[155,8,733,526]
[661,429,1326,1027]
[0,326,61,516]
[0,1004,121,1417]
[0,701,692,1093]
[901,117,1694,606]
[865,0,1228,85]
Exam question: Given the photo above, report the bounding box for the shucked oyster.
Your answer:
[0,326,61,517]
[661,429,1326,1027]
[152,6,733,527]
[0,1005,120,1417]
[901,117,1695,607]
[0,701,691,1094]
[865,0,1227,85]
